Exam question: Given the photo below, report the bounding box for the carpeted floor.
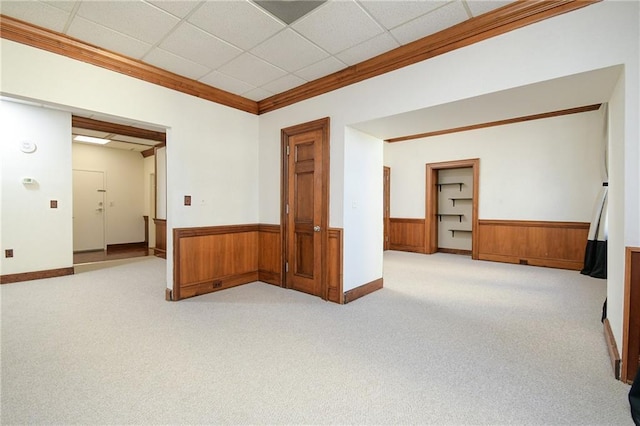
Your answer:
[0,251,632,424]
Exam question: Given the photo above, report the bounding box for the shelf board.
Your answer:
[437,213,463,222]
[437,182,463,192]
[448,197,472,206]
[448,229,472,237]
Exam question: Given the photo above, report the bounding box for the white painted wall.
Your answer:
[0,100,73,275]
[155,146,167,220]
[384,110,604,222]
[0,38,259,288]
[72,143,145,245]
[143,155,156,248]
[343,127,383,291]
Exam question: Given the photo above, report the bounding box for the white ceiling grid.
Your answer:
[0,0,511,102]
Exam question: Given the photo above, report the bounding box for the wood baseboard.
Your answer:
[0,267,74,284]
[438,248,472,256]
[179,271,259,299]
[258,270,281,286]
[344,278,383,304]
[165,288,172,301]
[107,242,147,252]
[603,318,621,380]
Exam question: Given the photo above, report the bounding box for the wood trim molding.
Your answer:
[257,0,600,113]
[0,267,74,284]
[425,159,479,259]
[165,288,173,302]
[72,116,166,142]
[622,246,640,383]
[344,278,383,304]
[328,228,344,304]
[604,317,622,380]
[0,15,259,114]
[479,219,590,229]
[386,104,602,143]
[174,223,261,239]
[2,2,598,116]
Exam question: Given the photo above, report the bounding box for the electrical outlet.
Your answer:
[184,195,191,206]
[213,280,222,288]
[5,249,14,258]
[50,200,58,209]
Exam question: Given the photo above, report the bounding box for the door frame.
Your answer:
[425,158,479,258]
[280,117,330,299]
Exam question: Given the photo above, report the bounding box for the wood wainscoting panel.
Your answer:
[604,318,622,380]
[153,218,167,259]
[328,228,343,304]
[258,224,282,286]
[478,220,589,270]
[173,225,260,300]
[389,218,426,253]
[622,247,640,383]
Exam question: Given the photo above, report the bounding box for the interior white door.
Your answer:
[73,169,105,252]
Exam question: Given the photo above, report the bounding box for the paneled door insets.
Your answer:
[73,169,106,252]
[282,118,329,299]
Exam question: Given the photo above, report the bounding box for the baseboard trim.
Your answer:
[165,288,173,301]
[344,278,383,304]
[0,267,74,284]
[179,271,259,299]
[603,318,621,380]
[258,270,281,286]
[438,248,472,256]
[107,242,147,252]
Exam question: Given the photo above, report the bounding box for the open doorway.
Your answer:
[71,116,165,267]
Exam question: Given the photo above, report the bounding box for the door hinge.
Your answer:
[286,204,289,214]
[286,145,290,156]
[285,262,289,272]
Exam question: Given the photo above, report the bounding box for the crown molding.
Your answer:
[257,0,600,114]
[0,15,259,114]
[72,116,166,142]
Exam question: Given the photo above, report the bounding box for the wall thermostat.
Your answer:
[20,141,37,153]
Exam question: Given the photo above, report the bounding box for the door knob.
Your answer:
[96,208,103,212]
[314,226,321,232]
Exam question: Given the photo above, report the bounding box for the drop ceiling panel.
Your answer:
[391,1,470,45]
[0,1,70,33]
[159,23,242,70]
[48,1,78,13]
[111,135,159,146]
[67,17,152,60]
[72,128,110,139]
[218,53,287,88]
[199,71,256,96]
[466,0,512,17]
[294,56,347,81]
[144,48,211,80]
[292,1,385,55]
[360,0,448,30]
[336,33,400,66]
[76,1,179,45]
[251,29,329,73]
[188,1,285,51]
[104,140,147,151]
[262,74,308,94]
[243,87,275,102]
[147,1,201,19]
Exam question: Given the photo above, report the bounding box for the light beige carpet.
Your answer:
[0,251,632,424]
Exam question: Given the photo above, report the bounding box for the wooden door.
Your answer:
[282,118,329,299]
[72,169,106,252]
[383,167,390,251]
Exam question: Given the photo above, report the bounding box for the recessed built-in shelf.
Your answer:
[448,197,472,206]
[448,229,472,237]
[437,214,463,222]
[437,182,463,192]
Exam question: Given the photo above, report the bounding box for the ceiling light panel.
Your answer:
[390,1,470,45]
[188,1,285,51]
[144,48,211,80]
[0,1,70,32]
[67,17,153,60]
[218,53,287,88]
[76,1,179,45]
[292,0,385,55]
[359,0,447,30]
[251,29,329,73]
[159,23,242,70]
[74,135,110,144]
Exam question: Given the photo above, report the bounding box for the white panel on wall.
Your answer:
[155,146,167,220]
[0,100,73,275]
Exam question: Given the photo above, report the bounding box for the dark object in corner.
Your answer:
[630,368,640,425]
[602,299,607,323]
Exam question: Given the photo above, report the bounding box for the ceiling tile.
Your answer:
[254,1,327,25]
[76,1,179,45]
[218,53,287,88]
[48,1,78,13]
[160,23,242,70]
[144,48,211,80]
[359,0,448,30]
[111,135,158,146]
[294,56,347,81]
[251,29,329,73]
[188,1,285,50]
[262,74,307,94]
[336,32,400,66]
[72,128,110,139]
[242,87,274,102]
[67,17,152,60]
[391,1,470,45]
[292,1,384,55]
[465,0,512,17]
[147,1,201,18]
[0,1,70,32]
[198,71,256,96]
